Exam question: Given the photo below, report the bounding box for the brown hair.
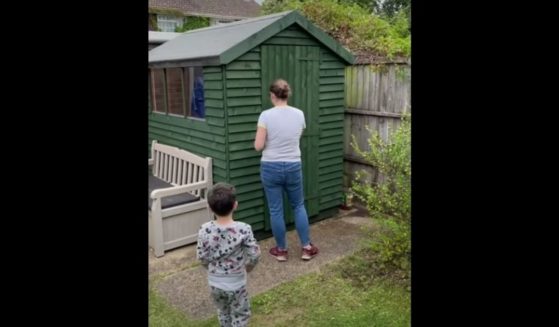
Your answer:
[269,79,291,100]
[207,182,236,216]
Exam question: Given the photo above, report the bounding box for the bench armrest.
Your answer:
[150,181,209,199]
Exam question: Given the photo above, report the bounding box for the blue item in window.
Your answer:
[191,76,205,118]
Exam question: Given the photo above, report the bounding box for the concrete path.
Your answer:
[149,208,373,320]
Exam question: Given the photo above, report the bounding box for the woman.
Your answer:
[254,79,319,262]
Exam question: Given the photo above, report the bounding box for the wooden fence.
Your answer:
[343,63,411,188]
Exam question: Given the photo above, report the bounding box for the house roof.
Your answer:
[148,31,181,44]
[149,0,261,20]
[148,10,354,68]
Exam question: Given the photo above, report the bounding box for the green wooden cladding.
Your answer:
[149,23,348,234]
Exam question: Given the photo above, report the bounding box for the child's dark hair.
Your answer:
[207,182,237,216]
[269,79,291,99]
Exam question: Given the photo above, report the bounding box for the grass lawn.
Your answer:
[149,248,410,327]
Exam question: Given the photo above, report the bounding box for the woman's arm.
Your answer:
[254,127,267,152]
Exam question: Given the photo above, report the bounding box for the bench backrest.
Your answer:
[150,140,212,197]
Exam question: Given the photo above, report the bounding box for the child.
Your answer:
[197,182,261,327]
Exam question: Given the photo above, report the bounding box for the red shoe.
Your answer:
[269,246,288,262]
[301,243,319,260]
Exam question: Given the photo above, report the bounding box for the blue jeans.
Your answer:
[260,161,310,250]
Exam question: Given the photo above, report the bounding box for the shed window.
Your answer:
[148,69,152,112]
[166,68,185,116]
[149,67,205,119]
[190,67,205,118]
[151,69,166,114]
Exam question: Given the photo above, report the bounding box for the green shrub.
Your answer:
[175,16,210,32]
[351,115,411,271]
[262,0,410,58]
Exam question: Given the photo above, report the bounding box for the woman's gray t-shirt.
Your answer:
[257,106,306,162]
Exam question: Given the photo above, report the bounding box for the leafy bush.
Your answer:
[175,16,210,32]
[261,0,410,58]
[351,115,411,271]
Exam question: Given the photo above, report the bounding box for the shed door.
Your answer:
[261,45,320,230]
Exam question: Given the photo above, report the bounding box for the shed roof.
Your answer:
[149,10,354,68]
[148,31,181,44]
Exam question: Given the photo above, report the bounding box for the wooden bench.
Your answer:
[148,140,213,257]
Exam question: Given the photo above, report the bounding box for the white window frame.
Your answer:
[157,15,184,32]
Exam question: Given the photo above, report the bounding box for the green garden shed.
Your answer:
[148,10,354,237]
